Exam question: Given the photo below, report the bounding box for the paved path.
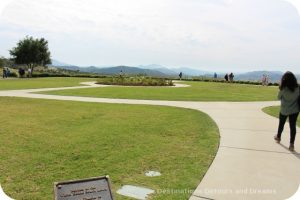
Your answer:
[0,82,299,200]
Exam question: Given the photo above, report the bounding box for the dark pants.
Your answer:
[277,112,299,144]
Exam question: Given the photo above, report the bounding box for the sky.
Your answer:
[0,0,300,73]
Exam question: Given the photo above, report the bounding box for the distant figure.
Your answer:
[2,67,6,78]
[274,71,299,151]
[119,70,123,77]
[262,74,270,86]
[179,72,183,80]
[214,72,217,79]
[28,68,32,77]
[262,74,267,86]
[6,68,10,78]
[266,75,270,85]
[18,68,25,78]
[224,74,229,82]
[229,72,234,82]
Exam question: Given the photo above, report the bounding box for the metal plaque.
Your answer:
[54,176,114,200]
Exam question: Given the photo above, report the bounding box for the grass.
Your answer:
[0,77,96,90]
[0,97,219,200]
[262,106,300,127]
[40,81,278,101]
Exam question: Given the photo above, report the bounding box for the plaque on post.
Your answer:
[54,176,114,200]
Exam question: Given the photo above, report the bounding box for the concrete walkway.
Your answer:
[0,82,299,200]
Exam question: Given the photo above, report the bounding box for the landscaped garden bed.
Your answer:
[96,76,174,86]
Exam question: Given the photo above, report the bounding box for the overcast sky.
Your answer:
[0,0,300,72]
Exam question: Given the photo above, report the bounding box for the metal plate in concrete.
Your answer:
[117,185,154,200]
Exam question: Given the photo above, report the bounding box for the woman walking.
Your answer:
[274,71,299,151]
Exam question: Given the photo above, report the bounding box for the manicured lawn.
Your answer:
[263,106,300,127]
[0,97,219,200]
[0,77,96,90]
[40,81,278,101]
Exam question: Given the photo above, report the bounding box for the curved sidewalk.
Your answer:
[0,84,299,200]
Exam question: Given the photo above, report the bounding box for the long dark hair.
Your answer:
[279,71,298,91]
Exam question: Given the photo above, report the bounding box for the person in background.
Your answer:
[229,72,234,82]
[214,72,217,79]
[28,68,32,77]
[2,67,6,78]
[18,68,25,78]
[274,71,299,151]
[179,72,183,80]
[6,68,10,78]
[262,74,267,86]
[119,69,124,78]
[224,73,229,82]
[266,74,270,85]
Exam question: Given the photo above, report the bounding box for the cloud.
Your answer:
[0,0,13,13]
[285,0,300,15]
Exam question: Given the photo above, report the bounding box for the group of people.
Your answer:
[261,74,270,86]
[224,72,234,82]
[275,71,299,152]
[2,67,10,78]
[2,67,32,78]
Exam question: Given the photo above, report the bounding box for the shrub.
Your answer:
[189,76,277,86]
[8,71,18,77]
[96,76,174,86]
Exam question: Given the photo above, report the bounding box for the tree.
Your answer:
[9,36,51,75]
[0,56,13,68]
[0,57,4,67]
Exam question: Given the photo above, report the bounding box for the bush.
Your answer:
[8,71,18,77]
[97,76,174,86]
[189,76,278,86]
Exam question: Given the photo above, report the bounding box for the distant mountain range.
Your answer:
[51,59,71,67]
[51,59,300,82]
[138,64,211,76]
[52,60,167,77]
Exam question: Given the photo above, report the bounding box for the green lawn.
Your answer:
[263,106,300,127]
[0,77,96,90]
[0,97,219,200]
[40,81,278,101]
